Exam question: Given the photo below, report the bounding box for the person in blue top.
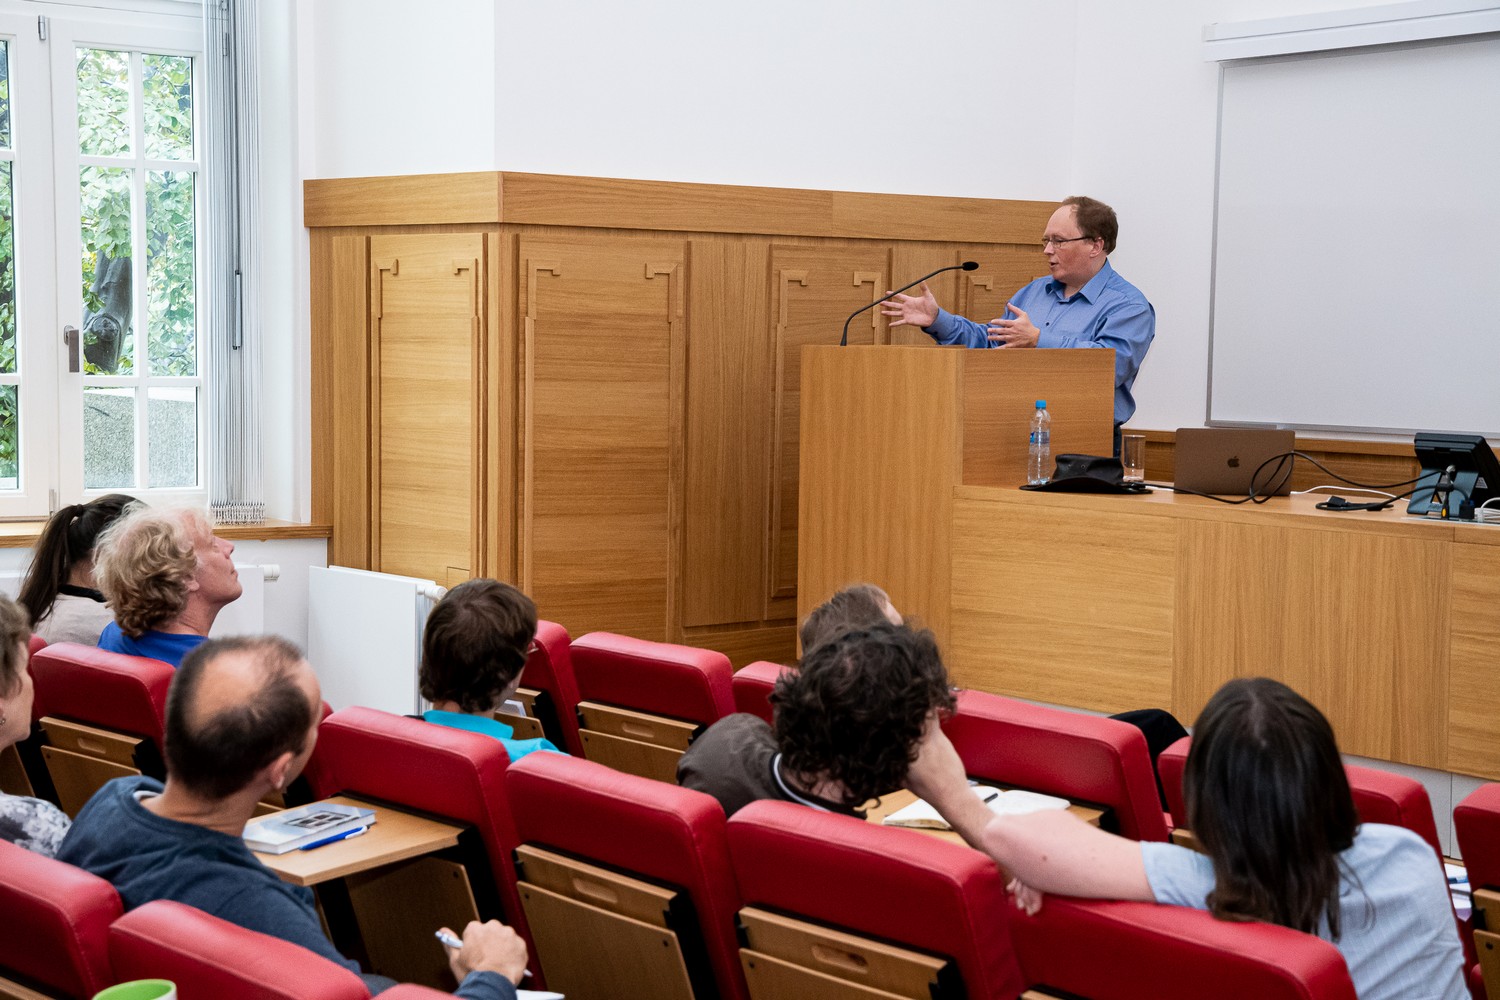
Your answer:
[881,196,1154,451]
[91,504,242,667]
[908,676,1467,1000]
[419,579,561,762]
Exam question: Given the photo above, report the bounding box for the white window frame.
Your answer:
[0,0,207,518]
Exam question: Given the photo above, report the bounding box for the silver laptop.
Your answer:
[1174,428,1296,496]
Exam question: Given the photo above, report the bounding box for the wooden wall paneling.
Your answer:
[768,244,888,620]
[368,233,485,586]
[327,234,371,568]
[1447,535,1500,778]
[679,624,796,670]
[961,244,1047,326]
[885,245,956,348]
[518,235,685,640]
[487,231,515,581]
[1176,518,1449,767]
[948,494,1175,710]
[682,238,773,629]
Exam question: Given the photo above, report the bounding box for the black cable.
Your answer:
[1145,450,1433,507]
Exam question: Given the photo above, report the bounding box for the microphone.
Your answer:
[840,261,979,346]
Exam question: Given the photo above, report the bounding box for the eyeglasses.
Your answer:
[1041,235,1096,250]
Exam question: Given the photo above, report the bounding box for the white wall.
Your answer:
[282,0,1410,463]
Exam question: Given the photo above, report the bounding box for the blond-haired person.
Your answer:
[93,505,241,668]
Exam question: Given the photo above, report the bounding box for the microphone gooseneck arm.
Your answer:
[839,261,979,347]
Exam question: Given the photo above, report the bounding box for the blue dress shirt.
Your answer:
[923,259,1155,425]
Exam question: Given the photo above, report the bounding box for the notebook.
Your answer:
[1174,428,1295,496]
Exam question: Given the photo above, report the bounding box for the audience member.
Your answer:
[92,505,241,667]
[419,579,560,761]
[58,635,527,1000]
[0,596,69,857]
[908,676,1467,1000]
[18,493,135,644]
[797,582,901,654]
[678,623,954,817]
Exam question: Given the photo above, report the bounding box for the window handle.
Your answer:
[63,325,79,373]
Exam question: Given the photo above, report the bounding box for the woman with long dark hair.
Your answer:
[911,676,1466,1000]
[18,494,135,644]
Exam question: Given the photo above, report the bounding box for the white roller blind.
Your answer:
[1208,34,1500,434]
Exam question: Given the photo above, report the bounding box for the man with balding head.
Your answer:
[59,636,527,999]
[92,504,243,667]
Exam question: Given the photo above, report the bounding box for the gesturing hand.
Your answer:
[878,282,939,329]
[986,303,1039,348]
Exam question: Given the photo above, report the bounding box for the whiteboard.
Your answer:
[1208,35,1500,434]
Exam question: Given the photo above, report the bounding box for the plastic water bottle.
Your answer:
[1027,400,1051,485]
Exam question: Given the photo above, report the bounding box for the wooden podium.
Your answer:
[796,345,1114,648]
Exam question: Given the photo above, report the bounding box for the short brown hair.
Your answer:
[798,583,895,656]
[93,505,208,637]
[420,579,538,714]
[0,595,31,698]
[1061,195,1119,255]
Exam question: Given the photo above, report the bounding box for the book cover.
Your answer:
[244,802,376,854]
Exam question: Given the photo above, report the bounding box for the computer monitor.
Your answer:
[1408,432,1500,517]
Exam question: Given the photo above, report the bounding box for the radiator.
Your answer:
[307,566,446,714]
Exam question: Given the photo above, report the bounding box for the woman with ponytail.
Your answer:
[18,494,136,644]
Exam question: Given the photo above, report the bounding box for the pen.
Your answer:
[297,825,367,851]
[980,789,1000,804]
[435,929,534,979]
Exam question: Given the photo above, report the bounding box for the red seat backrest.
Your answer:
[570,632,734,725]
[730,661,787,725]
[1159,737,1443,857]
[1010,895,1358,1000]
[944,689,1170,841]
[306,707,534,977]
[727,799,1023,999]
[505,750,747,1000]
[0,839,121,998]
[28,642,173,738]
[108,900,369,1000]
[1456,783,1500,891]
[519,620,584,755]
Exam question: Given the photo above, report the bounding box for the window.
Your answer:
[0,1,204,517]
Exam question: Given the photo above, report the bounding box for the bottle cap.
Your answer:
[1035,400,1046,408]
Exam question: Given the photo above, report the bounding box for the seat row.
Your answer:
[0,718,1362,1000]
[5,629,1492,998]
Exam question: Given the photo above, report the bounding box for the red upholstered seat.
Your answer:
[727,799,1023,999]
[730,661,787,725]
[519,619,584,755]
[1454,783,1500,999]
[1159,738,1444,855]
[0,839,121,998]
[505,750,747,1000]
[1010,896,1358,1000]
[108,900,369,1000]
[28,642,172,739]
[944,689,1170,841]
[305,707,537,983]
[570,631,734,725]
[26,634,47,657]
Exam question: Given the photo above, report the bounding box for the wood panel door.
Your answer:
[518,235,686,640]
[769,245,887,618]
[368,234,488,586]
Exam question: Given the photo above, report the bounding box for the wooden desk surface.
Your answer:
[256,796,465,887]
[864,788,1102,847]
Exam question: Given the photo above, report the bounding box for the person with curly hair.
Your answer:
[92,505,242,667]
[418,579,560,762]
[678,622,955,817]
[18,493,136,645]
